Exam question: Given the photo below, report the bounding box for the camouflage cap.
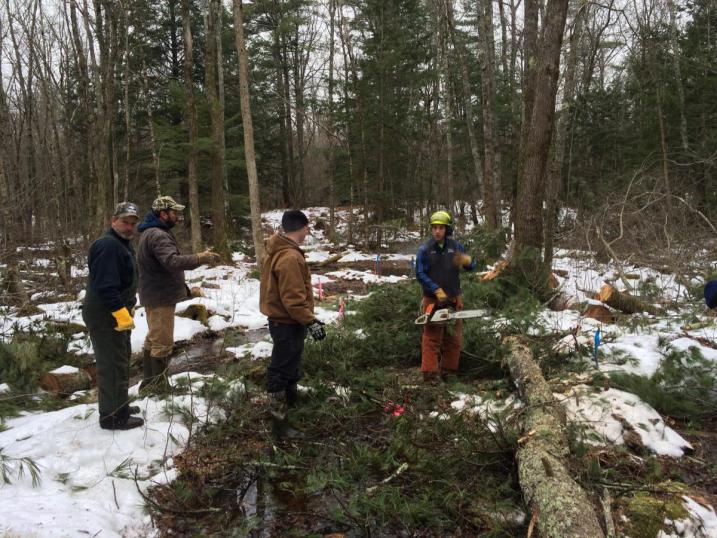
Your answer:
[113,201,140,219]
[152,196,185,212]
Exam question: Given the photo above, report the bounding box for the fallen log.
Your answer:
[503,337,604,538]
[595,284,662,315]
[307,252,345,268]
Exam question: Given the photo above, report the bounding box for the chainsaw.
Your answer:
[414,305,487,325]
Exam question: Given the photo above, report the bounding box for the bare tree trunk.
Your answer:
[142,61,162,197]
[327,0,337,235]
[445,0,484,223]
[545,3,586,266]
[233,0,265,266]
[205,0,231,259]
[438,5,454,211]
[667,0,688,154]
[182,0,202,252]
[92,0,120,232]
[339,6,370,247]
[515,0,570,254]
[479,0,501,230]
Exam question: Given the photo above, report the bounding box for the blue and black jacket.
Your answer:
[416,237,476,298]
[82,229,138,329]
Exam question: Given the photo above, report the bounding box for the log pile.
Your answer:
[504,337,605,538]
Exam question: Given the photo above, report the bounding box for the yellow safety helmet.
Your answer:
[429,210,452,226]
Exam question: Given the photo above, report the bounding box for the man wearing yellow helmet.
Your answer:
[416,210,476,383]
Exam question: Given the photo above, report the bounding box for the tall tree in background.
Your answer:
[205,0,231,260]
[182,0,202,252]
[479,0,501,230]
[233,0,264,265]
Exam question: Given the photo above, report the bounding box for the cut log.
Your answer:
[595,284,662,315]
[39,365,96,396]
[583,304,615,324]
[307,252,345,268]
[503,337,605,538]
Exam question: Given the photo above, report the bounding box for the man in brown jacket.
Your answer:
[137,196,219,391]
[260,209,326,436]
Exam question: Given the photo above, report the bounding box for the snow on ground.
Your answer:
[4,207,717,535]
[0,373,226,538]
[557,385,693,457]
[660,496,717,538]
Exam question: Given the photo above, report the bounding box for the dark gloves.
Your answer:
[307,319,326,341]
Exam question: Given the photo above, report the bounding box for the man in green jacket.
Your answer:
[82,202,144,430]
[259,210,326,437]
[137,196,219,391]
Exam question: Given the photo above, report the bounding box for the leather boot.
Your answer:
[100,415,144,430]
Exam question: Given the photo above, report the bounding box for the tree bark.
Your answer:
[514,0,570,253]
[544,3,586,266]
[205,0,231,260]
[504,337,605,538]
[479,0,501,230]
[596,284,662,315]
[182,0,202,252]
[233,0,265,267]
[445,1,483,222]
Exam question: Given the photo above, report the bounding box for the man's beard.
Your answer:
[165,219,176,229]
[115,230,134,240]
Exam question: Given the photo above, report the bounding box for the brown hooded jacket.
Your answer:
[259,233,314,325]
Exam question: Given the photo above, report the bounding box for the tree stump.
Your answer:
[595,284,661,315]
[503,337,604,538]
[39,365,96,396]
[583,303,616,324]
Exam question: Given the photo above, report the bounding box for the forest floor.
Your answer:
[1,207,717,537]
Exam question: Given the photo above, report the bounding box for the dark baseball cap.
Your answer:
[113,202,140,219]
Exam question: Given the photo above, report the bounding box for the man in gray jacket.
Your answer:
[137,196,219,391]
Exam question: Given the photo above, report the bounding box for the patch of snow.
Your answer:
[558,386,692,457]
[0,383,10,394]
[227,341,273,360]
[659,496,717,538]
[48,365,80,375]
[0,373,219,538]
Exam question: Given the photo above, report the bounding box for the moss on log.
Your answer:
[504,337,605,538]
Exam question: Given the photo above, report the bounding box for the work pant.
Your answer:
[143,305,175,358]
[421,296,463,374]
[88,327,132,419]
[267,320,307,393]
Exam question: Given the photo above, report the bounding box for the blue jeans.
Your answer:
[267,320,307,393]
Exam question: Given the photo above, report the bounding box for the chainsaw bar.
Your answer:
[414,308,487,325]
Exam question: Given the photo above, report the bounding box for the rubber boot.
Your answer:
[151,355,171,392]
[268,392,304,440]
[138,349,153,392]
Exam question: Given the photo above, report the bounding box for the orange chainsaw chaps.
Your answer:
[420,297,462,374]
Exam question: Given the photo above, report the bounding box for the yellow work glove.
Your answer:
[197,249,221,264]
[452,252,472,268]
[111,307,135,332]
[435,288,448,303]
